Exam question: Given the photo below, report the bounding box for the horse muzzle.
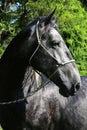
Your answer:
[59,82,81,97]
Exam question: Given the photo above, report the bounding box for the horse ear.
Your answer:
[40,8,56,27]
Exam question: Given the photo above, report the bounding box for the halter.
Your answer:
[0,21,75,105]
[29,21,75,66]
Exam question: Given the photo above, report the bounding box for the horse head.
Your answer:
[1,10,81,97]
[29,10,81,97]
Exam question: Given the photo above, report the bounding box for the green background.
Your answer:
[0,0,87,129]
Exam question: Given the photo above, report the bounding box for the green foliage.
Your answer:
[0,0,87,75]
[0,126,2,130]
[57,0,87,75]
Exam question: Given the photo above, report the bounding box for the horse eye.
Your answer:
[51,41,61,47]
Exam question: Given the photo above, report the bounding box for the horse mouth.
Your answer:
[59,82,81,97]
[59,88,79,97]
[59,88,70,97]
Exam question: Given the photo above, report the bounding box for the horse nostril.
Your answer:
[70,82,80,95]
[75,82,80,91]
[72,82,80,94]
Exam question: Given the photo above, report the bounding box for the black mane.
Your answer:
[1,16,49,61]
[0,18,39,61]
[11,16,45,44]
[12,18,38,43]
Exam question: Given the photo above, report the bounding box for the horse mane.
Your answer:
[10,16,48,45]
[11,18,38,44]
[0,18,40,61]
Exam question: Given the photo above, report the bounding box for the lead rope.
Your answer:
[0,67,59,105]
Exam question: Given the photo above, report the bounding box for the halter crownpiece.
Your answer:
[29,21,75,66]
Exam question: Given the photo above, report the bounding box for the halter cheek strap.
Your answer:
[29,21,75,66]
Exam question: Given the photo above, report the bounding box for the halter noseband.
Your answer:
[29,21,75,66]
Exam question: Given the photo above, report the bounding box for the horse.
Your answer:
[19,74,87,130]
[0,10,81,130]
